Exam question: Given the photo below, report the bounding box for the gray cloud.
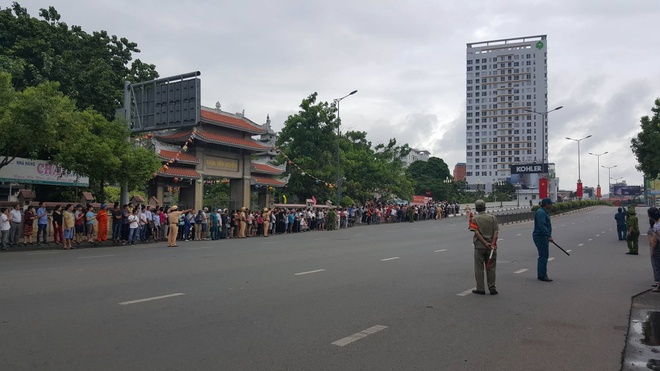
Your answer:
[19,0,660,191]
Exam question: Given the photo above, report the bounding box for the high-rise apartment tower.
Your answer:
[465,35,548,191]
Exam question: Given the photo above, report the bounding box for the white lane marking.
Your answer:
[579,243,584,246]
[588,238,593,241]
[596,235,600,237]
[548,257,555,261]
[77,254,114,259]
[516,234,522,237]
[380,257,400,261]
[119,293,185,305]
[27,251,58,255]
[572,223,576,225]
[294,269,326,276]
[457,288,476,296]
[566,250,572,253]
[434,249,447,252]
[314,238,328,241]
[514,269,528,274]
[497,238,503,241]
[560,225,565,227]
[332,325,388,347]
[601,231,605,234]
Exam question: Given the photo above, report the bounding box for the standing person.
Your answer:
[646,208,660,291]
[209,208,218,240]
[239,207,247,238]
[112,203,122,243]
[195,209,203,241]
[626,206,640,255]
[121,204,130,244]
[533,198,554,282]
[615,207,627,241]
[23,205,35,245]
[36,202,48,245]
[469,200,500,295]
[1,208,10,250]
[52,205,63,245]
[62,204,75,250]
[96,204,108,242]
[201,207,209,240]
[85,206,96,243]
[9,203,22,246]
[74,205,85,245]
[262,208,270,237]
[167,206,188,247]
[151,207,161,242]
[127,208,139,245]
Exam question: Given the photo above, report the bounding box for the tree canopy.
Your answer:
[631,98,660,180]
[0,2,158,120]
[0,72,160,201]
[276,93,416,205]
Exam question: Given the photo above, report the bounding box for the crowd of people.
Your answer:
[0,200,469,250]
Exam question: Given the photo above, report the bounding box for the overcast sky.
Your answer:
[20,0,660,190]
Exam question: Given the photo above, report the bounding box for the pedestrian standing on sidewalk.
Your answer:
[62,204,75,250]
[615,207,627,241]
[36,202,48,245]
[52,205,63,245]
[533,198,554,282]
[9,203,22,246]
[469,200,499,295]
[1,208,10,250]
[645,207,660,292]
[626,206,640,255]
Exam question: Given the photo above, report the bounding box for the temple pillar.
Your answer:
[194,178,203,210]
[156,185,164,204]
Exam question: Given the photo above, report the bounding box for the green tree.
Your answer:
[631,98,660,179]
[0,72,160,202]
[276,93,338,202]
[405,157,454,201]
[0,2,158,120]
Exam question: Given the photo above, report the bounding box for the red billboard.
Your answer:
[539,178,548,199]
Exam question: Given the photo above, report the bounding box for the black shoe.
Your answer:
[490,289,498,295]
[626,252,639,255]
[538,277,553,282]
[472,289,486,295]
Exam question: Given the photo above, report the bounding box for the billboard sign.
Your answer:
[411,195,433,205]
[0,157,89,186]
[510,163,548,174]
[127,72,201,133]
[612,185,642,196]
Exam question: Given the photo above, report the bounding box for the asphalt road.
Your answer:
[0,206,650,370]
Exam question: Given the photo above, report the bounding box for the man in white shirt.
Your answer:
[1,208,11,250]
[9,203,22,246]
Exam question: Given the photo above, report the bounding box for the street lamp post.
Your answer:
[588,151,608,199]
[333,90,358,209]
[566,135,592,200]
[602,165,617,199]
[524,106,563,199]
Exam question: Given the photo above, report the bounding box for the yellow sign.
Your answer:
[205,157,239,171]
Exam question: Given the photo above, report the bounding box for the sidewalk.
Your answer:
[622,290,660,370]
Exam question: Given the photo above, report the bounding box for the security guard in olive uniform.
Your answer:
[469,199,500,295]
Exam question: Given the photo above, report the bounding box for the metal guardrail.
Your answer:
[495,211,535,225]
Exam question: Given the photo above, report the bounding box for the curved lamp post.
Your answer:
[333,90,358,208]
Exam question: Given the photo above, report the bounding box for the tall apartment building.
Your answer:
[465,35,548,191]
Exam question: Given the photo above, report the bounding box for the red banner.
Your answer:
[539,178,548,199]
[596,186,601,199]
[577,182,583,199]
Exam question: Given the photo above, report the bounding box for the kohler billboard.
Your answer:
[510,164,548,174]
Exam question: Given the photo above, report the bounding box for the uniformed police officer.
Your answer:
[533,198,554,282]
[469,199,499,295]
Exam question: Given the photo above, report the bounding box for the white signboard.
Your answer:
[0,157,89,187]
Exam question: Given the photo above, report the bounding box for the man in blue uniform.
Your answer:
[533,198,554,282]
[614,207,627,241]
